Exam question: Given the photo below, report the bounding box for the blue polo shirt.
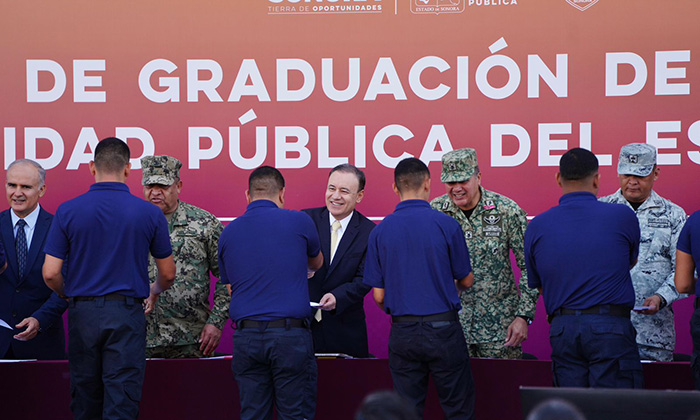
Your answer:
[525,191,639,313]
[677,210,700,296]
[363,199,471,316]
[218,199,321,323]
[44,182,172,298]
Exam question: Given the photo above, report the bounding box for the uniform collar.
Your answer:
[395,199,430,211]
[473,187,498,216]
[169,201,188,227]
[559,191,597,204]
[247,199,278,211]
[642,190,664,209]
[610,189,663,211]
[90,182,130,192]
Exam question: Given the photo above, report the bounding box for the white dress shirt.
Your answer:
[11,204,41,249]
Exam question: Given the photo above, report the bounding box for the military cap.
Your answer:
[441,148,479,183]
[141,155,182,186]
[617,143,656,177]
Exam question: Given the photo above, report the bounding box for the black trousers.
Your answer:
[232,326,317,420]
[691,306,700,391]
[388,320,475,420]
[68,297,146,420]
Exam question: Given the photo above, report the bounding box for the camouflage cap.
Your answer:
[141,155,182,186]
[617,143,656,177]
[440,148,478,183]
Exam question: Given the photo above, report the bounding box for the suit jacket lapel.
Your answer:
[317,207,332,270]
[0,210,20,280]
[327,211,359,277]
[25,208,50,282]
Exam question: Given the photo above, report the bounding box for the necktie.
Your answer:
[330,220,342,262]
[16,219,28,278]
[316,220,342,323]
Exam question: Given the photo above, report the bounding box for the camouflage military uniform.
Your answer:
[146,200,229,358]
[431,187,538,358]
[600,189,687,361]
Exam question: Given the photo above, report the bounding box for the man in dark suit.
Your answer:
[1,159,68,359]
[303,164,375,358]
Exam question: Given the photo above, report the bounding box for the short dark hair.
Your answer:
[559,148,598,181]
[526,399,586,420]
[94,137,130,174]
[394,158,430,194]
[355,391,420,420]
[329,164,366,192]
[248,166,285,198]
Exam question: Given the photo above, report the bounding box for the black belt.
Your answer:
[237,318,308,330]
[392,310,457,323]
[551,304,631,320]
[72,293,143,304]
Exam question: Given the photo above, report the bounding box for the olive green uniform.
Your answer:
[431,187,538,358]
[146,201,229,358]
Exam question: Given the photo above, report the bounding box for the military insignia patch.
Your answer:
[629,155,638,164]
[482,213,503,237]
[483,215,501,225]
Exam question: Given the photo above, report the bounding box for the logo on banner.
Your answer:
[267,0,383,15]
[565,0,599,12]
[411,0,465,15]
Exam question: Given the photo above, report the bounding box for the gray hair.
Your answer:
[7,159,46,188]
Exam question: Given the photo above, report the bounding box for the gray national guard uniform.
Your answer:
[599,143,687,361]
[431,149,539,359]
[141,156,230,358]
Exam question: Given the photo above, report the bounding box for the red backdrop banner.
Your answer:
[2,0,699,359]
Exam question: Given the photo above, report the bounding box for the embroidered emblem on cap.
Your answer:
[629,155,638,164]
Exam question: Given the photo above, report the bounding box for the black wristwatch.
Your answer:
[516,315,533,325]
[653,293,667,310]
